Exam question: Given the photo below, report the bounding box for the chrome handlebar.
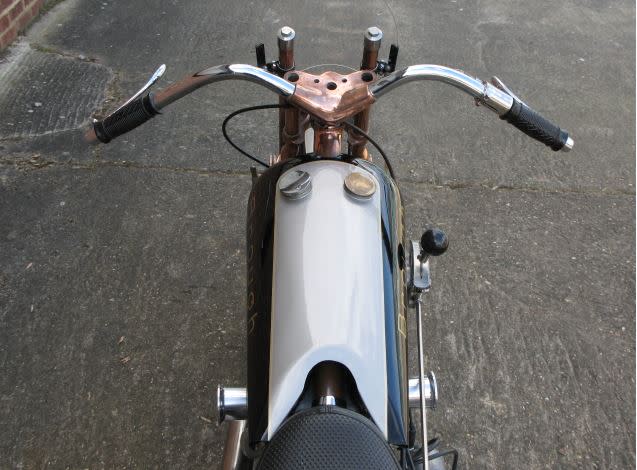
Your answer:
[370,64,514,115]
[371,65,572,151]
[87,62,572,152]
[157,63,516,114]
[152,64,294,110]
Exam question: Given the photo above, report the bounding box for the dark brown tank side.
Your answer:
[245,158,305,445]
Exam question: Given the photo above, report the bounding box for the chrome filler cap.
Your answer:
[344,171,376,199]
[279,169,312,200]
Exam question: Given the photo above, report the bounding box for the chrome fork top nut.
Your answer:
[279,26,294,38]
[366,26,382,39]
[277,26,296,49]
[365,26,383,50]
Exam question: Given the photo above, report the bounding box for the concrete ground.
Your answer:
[0,0,634,468]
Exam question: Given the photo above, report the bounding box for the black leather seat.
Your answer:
[257,406,402,470]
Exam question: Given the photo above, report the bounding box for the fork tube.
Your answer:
[277,27,301,160]
[351,27,382,160]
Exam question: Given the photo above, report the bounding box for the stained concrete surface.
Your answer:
[0,0,634,468]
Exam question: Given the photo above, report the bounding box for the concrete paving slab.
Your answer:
[0,42,111,140]
[0,165,250,468]
[11,0,634,192]
[0,163,633,468]
[402,183,635,469]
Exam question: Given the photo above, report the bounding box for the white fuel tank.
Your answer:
[268,160,388,438]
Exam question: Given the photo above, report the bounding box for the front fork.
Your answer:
[271,26,386,162]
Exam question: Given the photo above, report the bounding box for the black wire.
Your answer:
[406,447,417,470]
[222,103,396,180]
[343,120,396,180]
[221,104,290,168]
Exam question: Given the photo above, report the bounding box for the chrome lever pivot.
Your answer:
[114,64,166,113]
[491,76,525,105]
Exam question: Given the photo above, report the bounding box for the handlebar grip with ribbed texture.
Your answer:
[93,94,159,144]
[500,98,570,151]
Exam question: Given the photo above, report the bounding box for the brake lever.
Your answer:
[113,64,166,113]
[490,76,525,106]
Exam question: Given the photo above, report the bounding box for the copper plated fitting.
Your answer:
[277,27,302,160]
[351,27,382,160]
[313,124,343,158]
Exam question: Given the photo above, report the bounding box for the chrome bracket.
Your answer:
[407,239,431,307]
[491,76,526,105]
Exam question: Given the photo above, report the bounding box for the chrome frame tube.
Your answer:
[415,298,429,470]
[221,420,246,470]
[370,65,514,115]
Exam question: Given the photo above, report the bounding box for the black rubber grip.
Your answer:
[500,98,569,151]
[93,94,159,143]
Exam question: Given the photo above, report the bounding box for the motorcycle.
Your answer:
[85,26,573,470]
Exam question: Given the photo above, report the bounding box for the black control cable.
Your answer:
[222,104,396,180]
[342,120,396,180]
[221,104,286,168]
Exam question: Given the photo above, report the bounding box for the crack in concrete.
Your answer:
[0,156,253,178]
[403,179,635,197]
[1,41,632,198]
[0,156,633,197]
[29,42,94,61]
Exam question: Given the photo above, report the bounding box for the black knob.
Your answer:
[421,228,448,257]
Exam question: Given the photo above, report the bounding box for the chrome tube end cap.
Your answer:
[562,136,574,152]
[217,386,248,422]
[364,27,383,50]
[277,26,296,49]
